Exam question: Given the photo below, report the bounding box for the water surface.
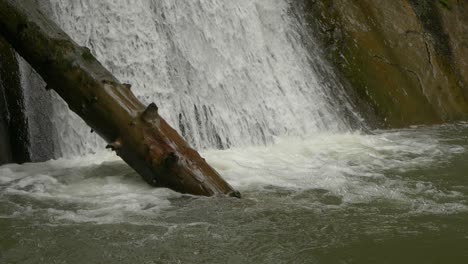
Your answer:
[1,123,468,263]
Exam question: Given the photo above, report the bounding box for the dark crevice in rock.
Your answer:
[371,54,425,95]
[422,35,435,74]
[403,30,435,73]
[409,0,468,102]
[408,0,454,64]
[297,0,468,127]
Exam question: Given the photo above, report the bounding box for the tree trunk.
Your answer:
[0,0,240,198]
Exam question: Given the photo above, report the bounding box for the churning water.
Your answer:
[1,0,468,263]
[31,0,361,157]
[1,124,468,263]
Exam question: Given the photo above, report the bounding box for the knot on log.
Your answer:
[142,103,159,122]
[101,80,117,86]
[150,178,158,186]
[81,47,94,61]
[123,83,132,90]
[80,103,87,113]
[164,152,179,167]
[106,138,122,151]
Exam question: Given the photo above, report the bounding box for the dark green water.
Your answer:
[1,124,468,263]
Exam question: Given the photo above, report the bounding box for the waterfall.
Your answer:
[22,0,362,158]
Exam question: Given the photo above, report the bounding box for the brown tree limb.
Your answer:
[0,0,240,197]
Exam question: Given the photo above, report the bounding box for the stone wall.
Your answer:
[301,0,468,127]
[0,37,31,165]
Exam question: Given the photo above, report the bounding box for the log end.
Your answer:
[228,190,242,198]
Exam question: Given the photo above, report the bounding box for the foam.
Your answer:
[1,126,467,224]
[31,0,361,157]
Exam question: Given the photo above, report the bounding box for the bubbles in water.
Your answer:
[27,0,361,157]
[1,125,467,224]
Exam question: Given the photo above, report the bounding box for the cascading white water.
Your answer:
[30,0,361,158]
[4,4,468,260]
[3,3,468,261]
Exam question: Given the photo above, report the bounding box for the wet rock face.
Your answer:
[434,0,468,97]
[0,76,12,164]
[301,0,468,127]
[0,37,31,165]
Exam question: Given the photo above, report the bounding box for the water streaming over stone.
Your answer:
[20,0,362,158]
[2,3,468,262]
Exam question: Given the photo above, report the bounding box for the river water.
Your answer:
[1,0,468,262]
[1,123,468,263]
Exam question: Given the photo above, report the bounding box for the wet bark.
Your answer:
[0,0,239,197]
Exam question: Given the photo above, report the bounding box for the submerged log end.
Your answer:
[228,190,242,198]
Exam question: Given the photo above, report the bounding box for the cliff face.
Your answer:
[0,0,57,164]
[302,0,468,127]
[0,37,30,165]
[0,42,12,164]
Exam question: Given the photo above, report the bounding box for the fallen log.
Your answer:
[0,0,240,197]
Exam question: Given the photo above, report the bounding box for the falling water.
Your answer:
[2,2,468,262]
[23,0,362,158]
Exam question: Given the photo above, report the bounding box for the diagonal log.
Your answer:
[0,0,240,197]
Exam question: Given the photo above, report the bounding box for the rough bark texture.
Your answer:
[0,0,239,197]
[301,0,468,127]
